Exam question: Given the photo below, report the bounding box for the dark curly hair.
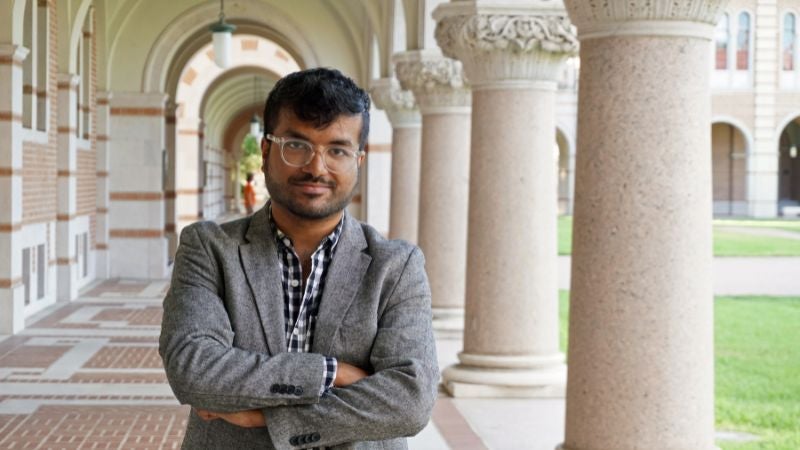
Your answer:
[263,68,371,150]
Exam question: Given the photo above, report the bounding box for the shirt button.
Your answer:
[283,239,291,246]
[290,279,300,287]
[292,328,299,335]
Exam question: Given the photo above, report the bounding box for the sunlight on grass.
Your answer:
[557,216,800,256]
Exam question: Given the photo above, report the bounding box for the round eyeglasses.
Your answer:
[265,134,364,174]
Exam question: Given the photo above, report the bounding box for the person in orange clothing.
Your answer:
[243,172,256,215]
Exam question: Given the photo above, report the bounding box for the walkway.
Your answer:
[0,279,560,450]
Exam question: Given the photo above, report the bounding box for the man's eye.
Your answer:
[329,147,351,158]
[285,141,309,150]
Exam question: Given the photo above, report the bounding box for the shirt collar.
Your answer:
[267,201,344,252]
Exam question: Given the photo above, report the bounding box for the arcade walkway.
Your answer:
[0,279,562,450]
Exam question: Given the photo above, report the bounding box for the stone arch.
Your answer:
[556,126,572,215]
[776,113,800,213]
[61,0,93,74]
[2,0,27,44]
[140,1,319,94]
[711,118,751,216]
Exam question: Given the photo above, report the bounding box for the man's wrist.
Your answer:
[322,356,337,394]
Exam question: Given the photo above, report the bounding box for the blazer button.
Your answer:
[294,386,304,396]
[270,384,280,394]
[311,432,321,442]
[286,385,296,395]
[289,436,299,446]
[279,384,288,394]
[300,434,312,444]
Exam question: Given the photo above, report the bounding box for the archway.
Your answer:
[556,128,572,215]
[711,122,749,216]
[778,116,800,214]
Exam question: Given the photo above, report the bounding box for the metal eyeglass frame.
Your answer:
[265,134,364,174]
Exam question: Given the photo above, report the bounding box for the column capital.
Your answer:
[393,50,471,115]
[564,0,729,40]
[433,2,578,87]
[57,73,81,90]
[370,78,421,128]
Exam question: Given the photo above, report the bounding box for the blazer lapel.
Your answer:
[239,207,287,356]
[313,213,371,355]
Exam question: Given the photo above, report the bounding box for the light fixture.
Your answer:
[791,145,798,159]
[210,0,235,68]
[249,76,261,138]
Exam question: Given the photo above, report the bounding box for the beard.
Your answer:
[264,168,359,220]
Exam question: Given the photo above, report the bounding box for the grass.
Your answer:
[558,293,800,449]
[557,216,800,256]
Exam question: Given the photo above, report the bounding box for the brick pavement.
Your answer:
[0,279,488,450]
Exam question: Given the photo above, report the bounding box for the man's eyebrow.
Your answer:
[284,129,355,147]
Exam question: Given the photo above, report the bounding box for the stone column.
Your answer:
[750,1,778,217]
[108,92,169,279]
[56,74,80,301]
[0,44,29,334]
[558,2,725,449]
[370,77,422,243]
[95,91,112,278]
[394,50,471,334]
[175,113,202,237]
[434,2,578,397]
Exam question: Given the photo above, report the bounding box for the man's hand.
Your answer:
[334,361,369,387]
[195,408,266,428]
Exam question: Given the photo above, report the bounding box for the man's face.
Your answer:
[261,109,364,221]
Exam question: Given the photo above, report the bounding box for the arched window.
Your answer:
[784,13,796,71]
[715,13,729,70]
[737,12,751,70]
[20,0,48,132]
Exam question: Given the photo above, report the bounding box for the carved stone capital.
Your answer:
[369,78,421,128]
[434,3,577,87]
[393,50,471,115]
[564,0,729,40]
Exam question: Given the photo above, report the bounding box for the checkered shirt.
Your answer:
[269,205,340,394]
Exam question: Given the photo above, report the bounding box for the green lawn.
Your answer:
[558,216,800,256]
[558,293,800,449]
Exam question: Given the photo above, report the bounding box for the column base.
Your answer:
[442,352,566,398]
[431,307,463,339]
[0,284,25,334]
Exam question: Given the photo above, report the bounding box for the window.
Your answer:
[784,13,796,71]
[21,0,48,132]
[22,0,33,129]
[737,12,751,70]
[715,13,729,70]
[22,248,31,305]
[37,244,45,299]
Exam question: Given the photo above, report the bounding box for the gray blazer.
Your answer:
[159,208,439,450]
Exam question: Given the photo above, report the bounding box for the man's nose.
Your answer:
[302,150,328,176]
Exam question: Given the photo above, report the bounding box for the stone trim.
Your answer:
[110,229,165,238]
[57,257,78,265]
[109,192,164,201]
[110,108,164,116]
[0,223,23,232]
[0,277,23,288]
[370,78,421,127]
[0,167,22,176]
[393,51,471,113]
[0,112,23,123]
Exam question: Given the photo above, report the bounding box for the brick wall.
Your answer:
[76,10,97,247]
[22,0,57,225]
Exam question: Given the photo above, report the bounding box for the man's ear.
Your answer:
[261,137,269,169]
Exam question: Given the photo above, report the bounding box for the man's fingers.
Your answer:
[195,408,218,421]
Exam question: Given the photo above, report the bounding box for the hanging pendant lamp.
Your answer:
[210,0,236,68]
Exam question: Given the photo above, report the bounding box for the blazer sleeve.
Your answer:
[262,247,439,450]
[159,222,328,412]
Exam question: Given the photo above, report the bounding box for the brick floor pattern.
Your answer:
[0,278,487,449]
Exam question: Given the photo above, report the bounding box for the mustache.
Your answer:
[288,173,335,187]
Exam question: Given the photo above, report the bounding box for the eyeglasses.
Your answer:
[265,134,364,174]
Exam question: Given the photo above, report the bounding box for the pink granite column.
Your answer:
[370,77,422,243]
[558,1,726,449]
[395,50,471,334]
[434,2,578,397]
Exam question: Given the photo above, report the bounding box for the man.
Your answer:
[159,68,438,450]
[243,172,257,215]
